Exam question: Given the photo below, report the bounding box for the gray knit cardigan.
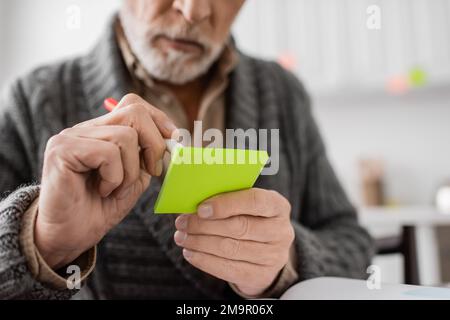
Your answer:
[0,19,374,299]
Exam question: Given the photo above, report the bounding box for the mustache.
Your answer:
[146,23,211,48]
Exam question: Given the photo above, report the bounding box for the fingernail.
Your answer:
[183,249,193,260]
[198,203,213,218]
[171,128,181,140]
[165,122,178,134]
[174,231,187,245]
[176,215,188,230]
[155,159,163,176]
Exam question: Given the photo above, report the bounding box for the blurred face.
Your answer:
[120,0,245,85]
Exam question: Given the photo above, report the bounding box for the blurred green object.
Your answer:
[409,67,427,87]
[154,147,269,214]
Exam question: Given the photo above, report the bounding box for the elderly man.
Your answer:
[0,0,374,299]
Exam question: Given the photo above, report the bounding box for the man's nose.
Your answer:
[173,0,212,24]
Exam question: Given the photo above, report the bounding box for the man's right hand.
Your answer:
[36,94,178,269]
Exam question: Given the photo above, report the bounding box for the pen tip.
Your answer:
[104,97,118,112]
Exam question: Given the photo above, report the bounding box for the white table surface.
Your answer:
[281,277,450,300]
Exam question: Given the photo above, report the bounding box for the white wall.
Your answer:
[0,0,120,86]
[313,86,450,206]
[234,0,450,93]
[0,0,6,74]
[1,0,449,206]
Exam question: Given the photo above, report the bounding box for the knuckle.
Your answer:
[104,143,121,160]
[108,173,123,187]
[151,106,167,118]
[117,126,139,146]
[121,93,141,104]
[250,188,263,208]
[266,190,278,210]
[287,225,295,243]
[46,134,64,149]
[274,221,295,244]
[231,215,249,239]
[45,135,66,159]
[270,190,292,216]
[116,104,147,129]
[59,127,72,136]
[128,103,148,116]
[281,198,292,216]
[252,188,274,213]
[269,190,282,203]
[220,238,240,258]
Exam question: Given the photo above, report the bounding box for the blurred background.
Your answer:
[0,0,449,287]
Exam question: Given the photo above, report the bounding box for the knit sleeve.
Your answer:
[0,186,77,299]
[0,82,78,299]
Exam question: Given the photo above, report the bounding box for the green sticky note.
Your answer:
[154,147,269,214]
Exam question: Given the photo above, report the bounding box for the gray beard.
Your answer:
[120,12,224,85]
[134,42,224,85]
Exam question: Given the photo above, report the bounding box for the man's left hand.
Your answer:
[174,188,295,297]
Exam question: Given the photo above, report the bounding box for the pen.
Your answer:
[103,97,181,153]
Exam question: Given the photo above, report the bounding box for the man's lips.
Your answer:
[155,35,204,54]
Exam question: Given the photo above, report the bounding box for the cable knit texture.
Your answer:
[0,186,74,299]
[0,17,375,299]
[19,196,96,290]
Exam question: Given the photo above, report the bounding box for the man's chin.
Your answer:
[152,69,207,85]
[141,53,214,84]
[145,63,207,85]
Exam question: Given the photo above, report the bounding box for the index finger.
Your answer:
[76,94,178,139]
[74,95,178,175]
[197,188,289,220]
[114,94,179,138]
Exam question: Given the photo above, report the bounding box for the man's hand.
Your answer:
[174,188,295,297]
[36,94,177,269]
